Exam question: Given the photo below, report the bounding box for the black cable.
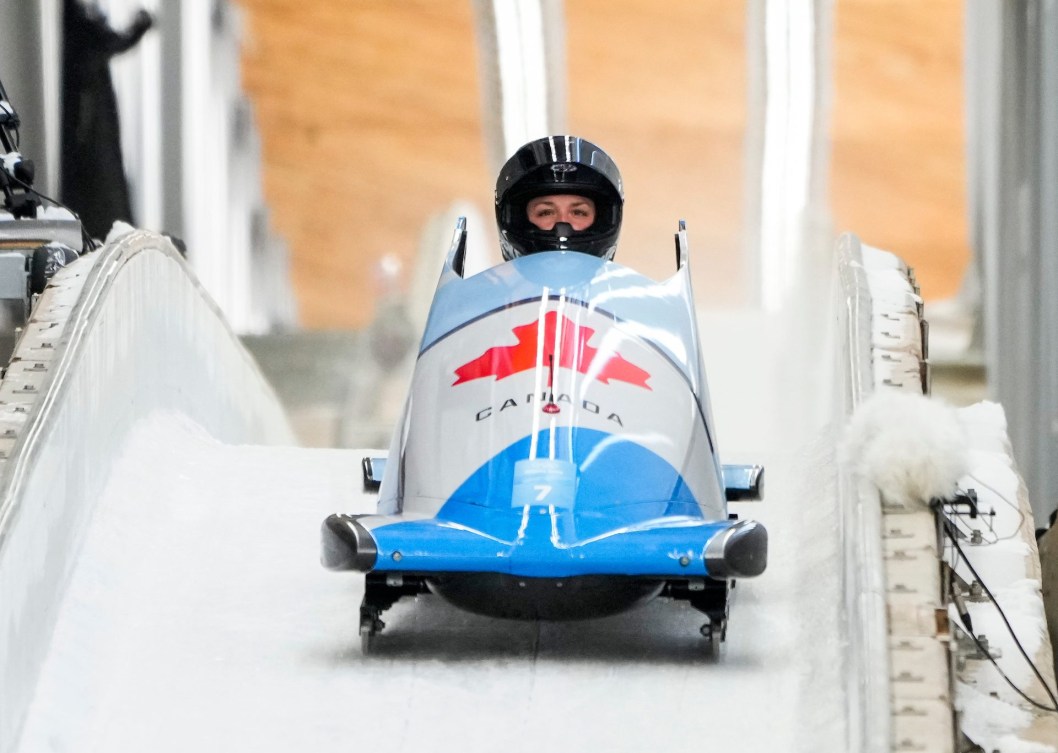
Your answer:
[950,616,1058,713]
[938,502,1002,548]
[1,77,94,253]
[944,523,1058,713]
[965,473,1026,543]
[948,513,995,545]
[946,562,1057,713]
[2,168,98,252]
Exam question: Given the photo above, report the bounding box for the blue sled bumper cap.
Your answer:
[321,514,379,571]
[322,511,768,579]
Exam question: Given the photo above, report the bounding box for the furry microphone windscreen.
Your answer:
[840,390,970,510]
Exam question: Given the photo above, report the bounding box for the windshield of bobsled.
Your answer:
[377,250,727,521]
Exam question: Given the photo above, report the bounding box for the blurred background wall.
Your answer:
[1,0,297,333]
[0,1,61,195]
[2,0,970,329]
[237,0,968,328]
[830,0,967,301]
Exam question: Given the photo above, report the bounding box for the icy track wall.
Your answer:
[836,233,892,753]
[0,231,294,753]
[841,236,956,752]
[839,234,1058,752]
[840,233,959,751]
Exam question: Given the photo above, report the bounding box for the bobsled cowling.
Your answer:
[381,239,724,521]
[325,221,768,588]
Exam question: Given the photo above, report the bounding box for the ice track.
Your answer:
[14,300,847,753]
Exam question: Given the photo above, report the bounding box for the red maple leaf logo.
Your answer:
[453,311,651,390]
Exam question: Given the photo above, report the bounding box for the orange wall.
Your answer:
[239,1,969,328]
[239,1,490,328]
[566,1,747,297]
[829,0,969,299]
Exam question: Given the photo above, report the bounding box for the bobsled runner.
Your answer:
[322,220,767,654]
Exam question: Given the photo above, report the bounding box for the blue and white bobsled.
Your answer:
[322,220,767,651]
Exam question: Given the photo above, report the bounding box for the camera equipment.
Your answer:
[0,76,42,219]
[0,74,85,343]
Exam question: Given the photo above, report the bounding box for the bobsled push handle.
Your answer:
[722,464,765,501]
[674,220,688,270]
[362,456,387,492]
[449,216,468,278]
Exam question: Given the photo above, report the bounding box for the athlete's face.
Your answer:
[526,194,596,231]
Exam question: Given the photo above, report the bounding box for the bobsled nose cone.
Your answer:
[321,514,378,572]
[704,520,768,579]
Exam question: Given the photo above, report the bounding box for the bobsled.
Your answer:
[322,220,767,653]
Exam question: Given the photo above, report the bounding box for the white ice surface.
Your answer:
[16,308,846,753]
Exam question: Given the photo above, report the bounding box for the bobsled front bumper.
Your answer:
[322,511,767,580]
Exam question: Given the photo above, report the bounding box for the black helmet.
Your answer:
[495,135,624,261]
